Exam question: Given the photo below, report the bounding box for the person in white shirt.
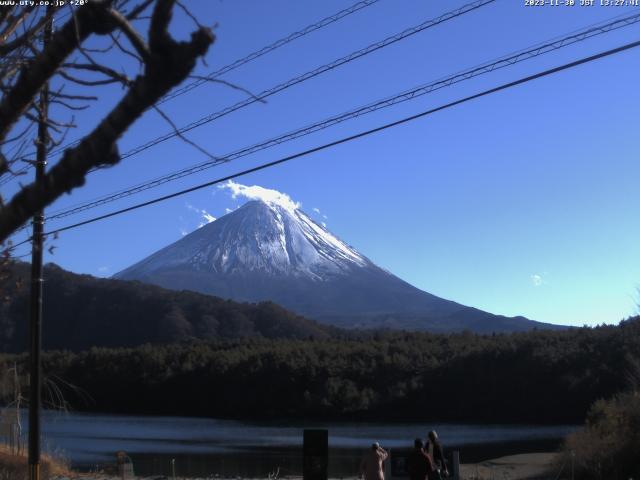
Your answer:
[359,442,389,480]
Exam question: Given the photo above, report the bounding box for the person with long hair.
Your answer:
[426,431,448,479]
[407,438,434,480]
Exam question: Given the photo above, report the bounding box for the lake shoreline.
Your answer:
[16,411,576,478]
[59,452,559,480]
[65,438,565,478]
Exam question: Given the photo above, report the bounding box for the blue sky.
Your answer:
[5,0,640,326]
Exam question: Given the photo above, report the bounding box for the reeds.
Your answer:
[0,444,71,480]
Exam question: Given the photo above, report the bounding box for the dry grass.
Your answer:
[0,444,72,480]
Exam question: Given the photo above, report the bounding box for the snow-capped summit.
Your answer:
[120,200,367,282]
[115,195,553,332]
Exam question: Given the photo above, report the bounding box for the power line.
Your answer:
[0,166,28,185]
[114,0,496,161]
[7,236,33,251]
[0,0,383,184]
[3,0,497,191]
[43,10,640,222]
[29,0,496,168]
[42,37,640,238]
[158,0,383,105]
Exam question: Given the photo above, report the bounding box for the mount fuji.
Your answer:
[115,198,556,332]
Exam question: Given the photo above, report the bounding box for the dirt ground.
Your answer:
[459,452,560,480]
[50,452,562,480]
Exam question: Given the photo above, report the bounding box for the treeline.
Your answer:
[0,262,334,352]
[2,318,639,424]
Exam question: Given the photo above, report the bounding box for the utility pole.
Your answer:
[28,10,52,480]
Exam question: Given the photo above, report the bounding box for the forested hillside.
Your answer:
[0,262,333,352]
[2,260,638,424]
[2,318,638,424]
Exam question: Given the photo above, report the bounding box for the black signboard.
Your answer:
[303,429,328,480]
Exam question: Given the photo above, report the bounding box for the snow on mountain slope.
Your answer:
[117,200,368,281]
[115,197,555,332]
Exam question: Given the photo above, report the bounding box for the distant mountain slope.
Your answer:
[115,199,562,332]
[0,262,332,353]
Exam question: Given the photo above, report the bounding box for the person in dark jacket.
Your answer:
[407,438,434,480]
[426,431,448,479]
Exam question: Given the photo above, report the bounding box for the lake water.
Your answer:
[27,412,577,477]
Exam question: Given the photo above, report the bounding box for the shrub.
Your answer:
[561,390,640,480]
[0,445,70,480]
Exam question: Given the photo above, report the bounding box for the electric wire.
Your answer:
[3,0,497,191]
[6,236,32,251]
[41,37,640,238]
[111,0,496,161]
[158,0,383,105]
[29,0,495,166]
[0,0,383,184]
[41,10,640,223]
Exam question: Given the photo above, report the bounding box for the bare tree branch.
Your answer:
[50,99,90,111]
[176,0,205,30]
[49,118,75,148]
[0,0,214,242]
[0,8,55,56]
[58,69,123,87]
[188,75,267,104]
[152,104,218,161]
[0,119,36,147]
[62,62,131,85]
[0,1,118,143]
[50,91,98,101]
[109,30,144,64]
[0,7,16,27]
[107,8,150,61]
[23,110,64,134]
[0,8,33,44]
[126,0,155,20]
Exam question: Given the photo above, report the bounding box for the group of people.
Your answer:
[359,431,448,480]
[407,431,448,480]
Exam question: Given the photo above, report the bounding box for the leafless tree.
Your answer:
[0,0,214,245]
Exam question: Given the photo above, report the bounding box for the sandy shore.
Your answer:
[459,452,559,480]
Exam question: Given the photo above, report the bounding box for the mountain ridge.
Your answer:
[115,199,562,333]
[0,261,334,352]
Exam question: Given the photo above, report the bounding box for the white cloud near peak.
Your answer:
[186,202,216,228]
[311,207,328,223]
[531,274,543,287]
[201,211,216,224]
[219,181,300,212]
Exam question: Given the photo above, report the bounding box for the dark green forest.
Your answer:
[2,261,639,424]
[0,262,334,352]
[2,318,639,424]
